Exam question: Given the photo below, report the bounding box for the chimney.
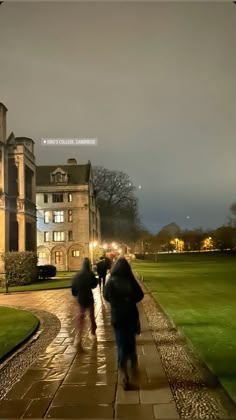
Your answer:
[67,158,77,165]
[0,103,7,143]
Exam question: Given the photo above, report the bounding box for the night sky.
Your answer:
[0,2,236,233]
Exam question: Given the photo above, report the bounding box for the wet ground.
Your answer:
[0,285,235,418]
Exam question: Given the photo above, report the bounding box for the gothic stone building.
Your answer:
[36,159,101,271]
[0,103,36,273]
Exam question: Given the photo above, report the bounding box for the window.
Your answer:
[72,250,80,257]
[44,232,49,242]
[68,193,72,202]
[53,231,65,241]
[52,193,63,203]
[55,251,63,263]
[68,230,73,241]
[51,172,67,184]
[38,252,47,258]
[44,194,48,203]
[53,210,64,223]
[68,210,73,222]
[44,211,50,223]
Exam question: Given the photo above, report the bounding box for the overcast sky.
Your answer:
[1,1,236,233]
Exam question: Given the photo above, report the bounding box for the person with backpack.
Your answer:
[103,257,144,390]
[71,258,97,345]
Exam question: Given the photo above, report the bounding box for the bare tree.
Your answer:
[93,167,141,242]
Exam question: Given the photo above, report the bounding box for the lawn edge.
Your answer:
[0,307,40,363]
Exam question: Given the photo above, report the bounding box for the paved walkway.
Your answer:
[0,287,179,418]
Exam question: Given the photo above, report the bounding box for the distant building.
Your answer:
[0,102,37,273]
[36,158,101,271]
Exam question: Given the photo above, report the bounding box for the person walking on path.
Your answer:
[104,257,144,390]
[96,256,108,290]
[72,258,98,345]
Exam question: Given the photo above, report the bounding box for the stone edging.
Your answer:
[136,273,236,419]
[0,307,61,400]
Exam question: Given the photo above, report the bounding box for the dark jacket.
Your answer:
[96,259,107,276]
[72,269,97,308]
[104,273,144,328]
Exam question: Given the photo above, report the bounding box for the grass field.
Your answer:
[0,272,75,293]
[133,253,236,403]
[0,307,39,360]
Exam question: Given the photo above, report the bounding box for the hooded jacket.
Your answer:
[71,260,97,307]
[104,272,144,328]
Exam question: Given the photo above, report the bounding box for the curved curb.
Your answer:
[135,272,236,418]
[0,307,40,364]
[0,308,61,400]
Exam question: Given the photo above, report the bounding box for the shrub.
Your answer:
[37,265,56,280]
[2,252,38,286]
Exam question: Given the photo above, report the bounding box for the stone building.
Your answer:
[36,158,101,271]
[0,102,37,273]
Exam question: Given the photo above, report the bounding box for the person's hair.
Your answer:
[110,257,132,277]
[81,257,91,271]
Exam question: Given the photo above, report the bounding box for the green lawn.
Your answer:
[0,307,39,360]
[0,277,72,293]
[133,254,236,403]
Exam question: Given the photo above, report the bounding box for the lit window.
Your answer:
[68,230,73,241]
[44,232,49,242]
[38,252,46,258]
[55,251,63,263]
[72,250,80,257]
[68,193,72,202]
[53,231,65,241]
[68,210,73,222]
[44,211,50,223]
[53,211,64,223]
[52,193,63,203]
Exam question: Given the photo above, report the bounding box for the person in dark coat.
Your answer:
[96,257,107,290]
[72,258,97,344]
[103,257,144,390]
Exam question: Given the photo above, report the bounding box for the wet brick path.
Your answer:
[0,285,235,418]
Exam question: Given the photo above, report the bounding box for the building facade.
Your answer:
[36,158,101,271]
[0,102,37,273]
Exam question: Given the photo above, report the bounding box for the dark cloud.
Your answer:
[1,2,236,232]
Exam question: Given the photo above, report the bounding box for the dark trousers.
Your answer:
[113,324,137,371]
[98,274,106,288]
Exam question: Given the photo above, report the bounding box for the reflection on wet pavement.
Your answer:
[0,286,180,418]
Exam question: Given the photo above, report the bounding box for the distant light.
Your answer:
[138,185,142,189]
[186,216,190,219]
[93,241,98,247]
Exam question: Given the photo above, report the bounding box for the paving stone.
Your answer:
[64,371,116,385]
[4,380,33,400]
[46,404,113,418]
[154,402,180,419]
[24,380,61,399]
[22,398,51,418]
[52,385,116,406]
[0,399,31,418]
[116,385,140,404]
[140,386,174,404]
[45,368,69,381]
[46,345,68,354]
[115,403,155,418]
